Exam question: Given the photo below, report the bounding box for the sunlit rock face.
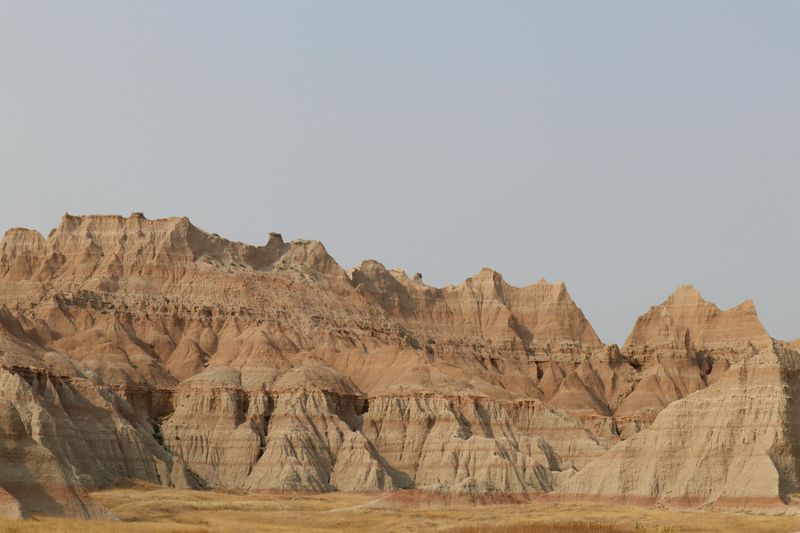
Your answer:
[558,342,800,510]
[0,213,794,517]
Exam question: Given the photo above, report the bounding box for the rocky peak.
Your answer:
[270,238,345,279]
[351,261,602,359]
[1,227,45,246]
[472,267,503,282]
[619,284,773,421]
[664,284,705,304]
[624,285,770,354]
[0,214,349,286]
[0,228,46,258]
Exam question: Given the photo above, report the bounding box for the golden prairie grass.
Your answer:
[449,523,631,532]
[0,485,798,532]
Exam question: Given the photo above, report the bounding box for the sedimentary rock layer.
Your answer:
[558,342,800,510]
[0,213,795,518]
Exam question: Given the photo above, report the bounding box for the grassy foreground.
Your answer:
[0,485,798,532]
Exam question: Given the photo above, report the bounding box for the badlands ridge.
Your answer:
[0,213,797,519]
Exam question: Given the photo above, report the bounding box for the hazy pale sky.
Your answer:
[1,1,798,344]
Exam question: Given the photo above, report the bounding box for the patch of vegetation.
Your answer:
[151,413,172,447]
[151,422,164,446]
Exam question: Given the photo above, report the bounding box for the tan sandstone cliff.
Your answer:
[0,213,795,518]
[557,341,800,510]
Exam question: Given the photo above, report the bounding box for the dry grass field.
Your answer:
[0,485,798,532]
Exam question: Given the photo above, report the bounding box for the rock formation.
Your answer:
[0,213,795,518]
[615,285,773,434]
[557,341,800,510]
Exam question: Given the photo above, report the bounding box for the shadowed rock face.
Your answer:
[0,213,795,517]
[0,330,188,519]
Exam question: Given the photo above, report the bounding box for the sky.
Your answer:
[0,1,798,344]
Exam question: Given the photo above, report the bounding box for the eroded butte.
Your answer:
[0,213,797,518]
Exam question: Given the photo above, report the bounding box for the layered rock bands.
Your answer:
[0,213,795,517]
